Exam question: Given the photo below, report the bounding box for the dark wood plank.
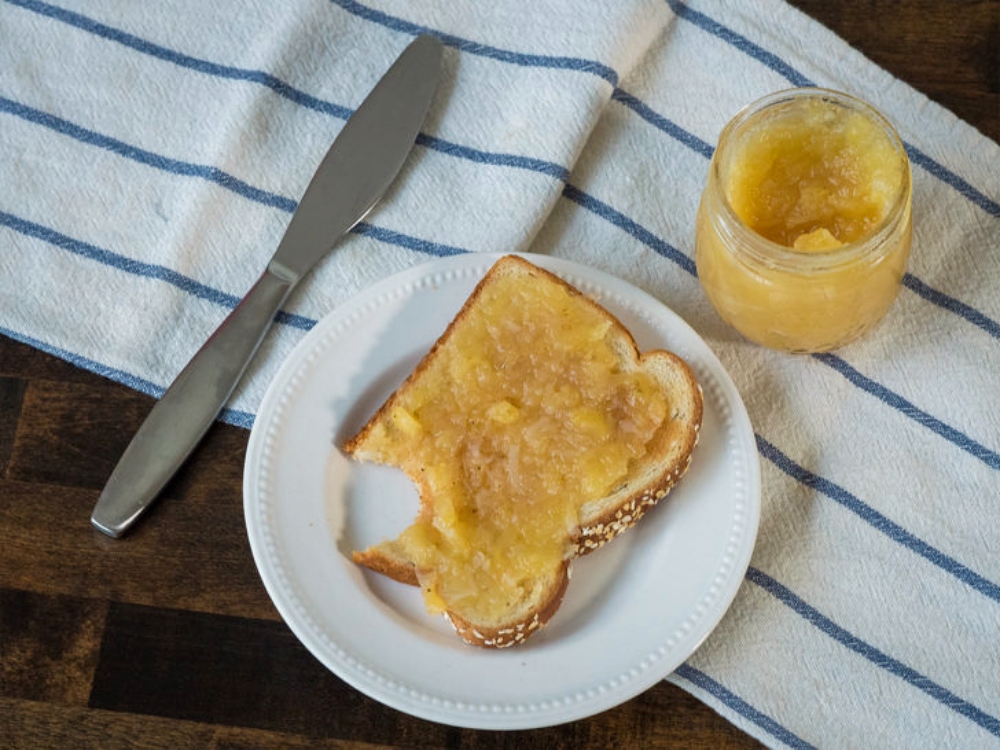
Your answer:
[0,479,277,620]
[1,369,274,619]
[0,335,104,384]
[0,376,26,473]
[2,699,399,749]
[7,376,244,495]
[0,589,106,706]
[6,379,155,489]
[88,602,452,745]
[786,0,1000,143]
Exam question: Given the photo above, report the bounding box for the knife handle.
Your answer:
[91,267,295,538]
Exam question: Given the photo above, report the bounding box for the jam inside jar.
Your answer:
[695,88,913,353]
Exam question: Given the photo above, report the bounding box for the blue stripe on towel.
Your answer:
[0,325,257,429]
[16,0,996,223]
[610,88,715,159]
[0,96,298,214]
[0,208,462,322]
[905,145,1000,218]
[663,0,1000,220]
[1,326,168,397]
[0,210,320,331]
[1,211,238,309]
[756,434,1000,603]
[6,0,355,119]
[561,184,697,275]
[336,0,1000,222]
[0,99,469,262]
[902,273,1000,341]
[812,354,1000,470]
[673,664,817,749]
[417,133,570,182]
[663,0,812,86]
[327,0,620,86]
[12,0,617,96]
[747,566,1000,738]
[353,223,468,257]
[7,0,568,183]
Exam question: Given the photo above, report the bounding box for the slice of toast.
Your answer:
[344,255,702,647]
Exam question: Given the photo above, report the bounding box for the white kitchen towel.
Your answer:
[2,0,998,747]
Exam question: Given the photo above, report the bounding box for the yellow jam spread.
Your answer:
[727,98,903,249]
[696,92,912,352]
[364,269,668,620]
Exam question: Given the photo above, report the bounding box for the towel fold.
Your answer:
[2,1,998,746]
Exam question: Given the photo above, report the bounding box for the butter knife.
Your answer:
[92,35,443,538]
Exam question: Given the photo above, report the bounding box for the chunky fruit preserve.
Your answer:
[696,88,912,353]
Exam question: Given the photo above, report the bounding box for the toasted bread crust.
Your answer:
[575,351,703,554]
[352,544,419,586]
[445,561,570,648]
[345,255,703,648]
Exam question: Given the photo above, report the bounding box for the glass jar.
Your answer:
[695,88,913,353]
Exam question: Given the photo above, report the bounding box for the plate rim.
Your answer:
[244,251,760,729]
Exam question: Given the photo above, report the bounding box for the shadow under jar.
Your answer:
[695,88,913,353]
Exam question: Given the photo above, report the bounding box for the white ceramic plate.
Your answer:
[244,253,759,729]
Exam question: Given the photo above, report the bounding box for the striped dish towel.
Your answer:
[2,0,998,746]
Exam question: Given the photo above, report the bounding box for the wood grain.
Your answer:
[2,3,995,748]
[788,0,999,144]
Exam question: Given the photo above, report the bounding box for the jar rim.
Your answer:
[710,87,912,271]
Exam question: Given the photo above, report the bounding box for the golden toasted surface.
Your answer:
[345,256,702,646]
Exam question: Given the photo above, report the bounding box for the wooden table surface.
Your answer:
[3,3,997,748]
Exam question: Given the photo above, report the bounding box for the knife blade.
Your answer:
[91,35,443,538]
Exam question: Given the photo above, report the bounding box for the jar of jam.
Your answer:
[695,88,913,353]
